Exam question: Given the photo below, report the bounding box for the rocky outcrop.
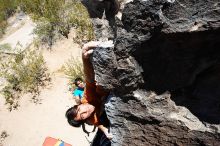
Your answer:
[105,91,220,146]
[87,0,220,145]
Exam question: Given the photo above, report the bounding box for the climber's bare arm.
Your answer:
[82,41,100,83]
[82,41,114,83]
[98,124,113,140]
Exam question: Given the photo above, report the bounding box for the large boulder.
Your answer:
[87,0,220,145]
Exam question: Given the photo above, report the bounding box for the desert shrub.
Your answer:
[0,0,94,45]
[18,0,94,47]
[0,0,18,38]
[0,21,7,38]
[33,18,56,47]
[69,1,94,45]
[0,0,18,18]
[0,49,50,111]
[0,43,12,52]
[62,56,84,89]
[0,130,9,145]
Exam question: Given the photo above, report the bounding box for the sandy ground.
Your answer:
[0,14,95,146]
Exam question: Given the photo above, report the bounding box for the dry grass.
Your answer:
[61,56,84,89]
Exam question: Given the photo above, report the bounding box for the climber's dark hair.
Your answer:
[74,77,83,87]
[65,105,83,127]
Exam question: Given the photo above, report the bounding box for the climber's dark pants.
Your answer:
[91,112,111,146]
[91,129,111,146]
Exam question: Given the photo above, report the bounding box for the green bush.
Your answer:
[18,0,94,47]
[33,18,55,47]
[0,0,18,38]
[69,1,94,44]
[0,20,7,38]
[0,49,50,111]
[0,43,12,52]
[0,0,94,44]
[62,56,84,88]
[0,0,18,18]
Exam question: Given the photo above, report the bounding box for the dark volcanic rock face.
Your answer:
[89,0,220,145]
[105,91,220,146]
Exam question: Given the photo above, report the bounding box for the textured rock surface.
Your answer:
[105,91,220,146]
[87,0,220,145]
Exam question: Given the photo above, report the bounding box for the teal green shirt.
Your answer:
[73,88,84,99]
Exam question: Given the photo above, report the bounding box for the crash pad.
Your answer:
[42,137,72,146]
